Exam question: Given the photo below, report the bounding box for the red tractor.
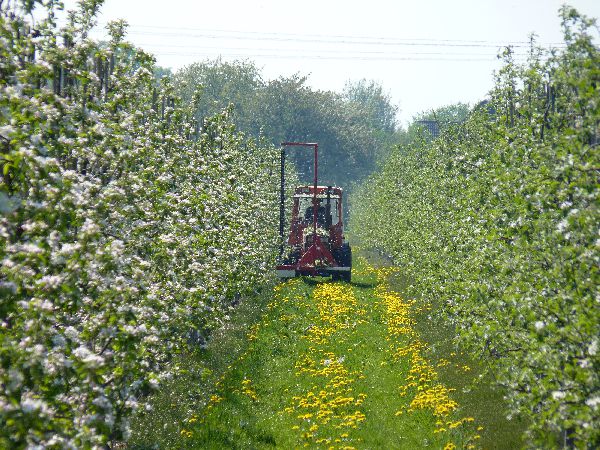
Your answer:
[275,142,352,281]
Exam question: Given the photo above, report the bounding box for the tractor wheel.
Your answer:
[332,244,352,282]
[283,248,301,265]
[342,244,352,282]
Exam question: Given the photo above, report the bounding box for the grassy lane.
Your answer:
[168,257,482,449]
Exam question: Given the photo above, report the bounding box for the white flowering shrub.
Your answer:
[1,1,280,447]
[351,7,599,447]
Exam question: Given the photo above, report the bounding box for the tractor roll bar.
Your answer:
[279,148,285,256]
[280,142,319,256]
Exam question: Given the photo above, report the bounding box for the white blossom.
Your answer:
[586,396,600,410]
[73,346,105,369]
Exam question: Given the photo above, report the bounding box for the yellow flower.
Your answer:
[179,429,193,438]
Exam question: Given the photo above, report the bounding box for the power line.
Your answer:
[125,29,564,49]
[127,23,533,44]
[138,42,534,57]
[155,51,529,63]
[86,21,567,49]
[73,20,557,64]
[141,47,531,62]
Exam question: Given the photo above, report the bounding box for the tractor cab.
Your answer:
[289,186,344,249]
[275,142,352,281]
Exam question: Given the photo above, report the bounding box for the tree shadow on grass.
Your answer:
[350,280,378,289]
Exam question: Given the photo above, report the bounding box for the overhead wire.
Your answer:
[124,29,564,49]
[156,52,528,62]
[137,42,534,57]
[92,21,567,49]
[76,20,559,64]
[134,43,532,63]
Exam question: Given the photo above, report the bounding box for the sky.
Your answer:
[59,0,600,127]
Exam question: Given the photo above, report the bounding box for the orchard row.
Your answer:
[351,7,599,448]
[1,1,281,447]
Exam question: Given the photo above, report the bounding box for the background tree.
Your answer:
[173,63,400,191]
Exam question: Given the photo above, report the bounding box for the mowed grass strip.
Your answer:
[173,258,481,449]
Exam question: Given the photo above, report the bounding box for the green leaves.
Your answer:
[351,8,599,448]
[0,2,281,447]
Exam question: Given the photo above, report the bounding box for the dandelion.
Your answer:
[180,429,193,438]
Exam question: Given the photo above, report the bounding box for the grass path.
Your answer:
[173,257,483,449]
